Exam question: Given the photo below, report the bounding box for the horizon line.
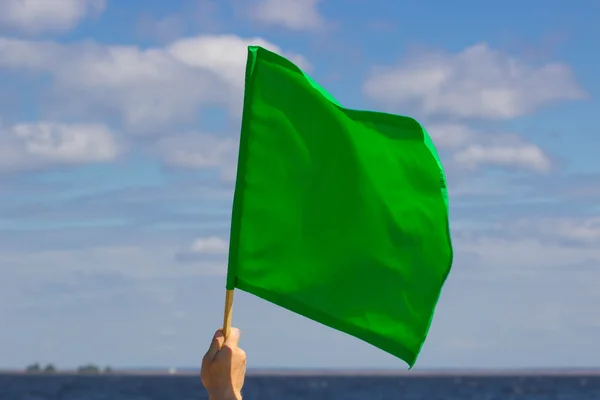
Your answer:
[2,367,600,377]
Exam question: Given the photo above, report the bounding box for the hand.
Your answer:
[201,328,247,400]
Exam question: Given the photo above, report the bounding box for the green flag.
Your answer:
[226,46,453,368]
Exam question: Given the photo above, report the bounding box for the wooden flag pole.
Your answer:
[223,289,234,338]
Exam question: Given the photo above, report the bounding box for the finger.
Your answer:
[224,327,241,348]
[204,330,225,361]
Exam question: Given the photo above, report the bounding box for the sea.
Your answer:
[1,373,599,400]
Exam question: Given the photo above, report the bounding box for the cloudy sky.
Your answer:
[1,0,599,371]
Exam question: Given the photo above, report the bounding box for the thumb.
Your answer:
[204,330,225,361]
[224,327,241,348]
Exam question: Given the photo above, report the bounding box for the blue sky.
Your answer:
[0,0,599,371]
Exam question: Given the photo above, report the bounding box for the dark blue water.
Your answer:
[1,374,599,400]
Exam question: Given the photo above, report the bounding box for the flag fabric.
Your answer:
[226,46,453,368]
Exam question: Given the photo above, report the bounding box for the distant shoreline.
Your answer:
[2,369,600,377]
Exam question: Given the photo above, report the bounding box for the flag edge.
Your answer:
[236,278,417,369]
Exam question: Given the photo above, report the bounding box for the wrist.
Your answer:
[209,391,241,400]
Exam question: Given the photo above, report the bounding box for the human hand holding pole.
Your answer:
[201,285,244,399]
[201,326,247,400]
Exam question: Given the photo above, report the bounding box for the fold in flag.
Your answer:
[226,46,453,368]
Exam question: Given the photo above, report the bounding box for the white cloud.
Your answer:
[0,34,308,177]
[554,217,600,243]
[189,236,229,254]
[176,236,230,266]
[1,242,227,279]
[426,123,552,173]
[364,43,586,119]
[0,122,119,172]
[168,34,311,89]
[502,216,600,246]
[248,0,325,31]
[453,143,551,173]
[0,0,105,35]
[458,236,600,270]
[452,215,600,271]
[426,123,475,149]
[0,35,308,131]
[156,132,238,180]
[452,217,600,285]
